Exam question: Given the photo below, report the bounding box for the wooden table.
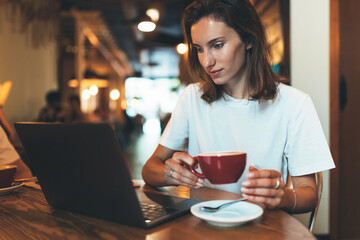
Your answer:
[0,181,315,240]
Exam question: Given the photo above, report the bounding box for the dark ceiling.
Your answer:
[60,0,193,70]
[57,0,289,79]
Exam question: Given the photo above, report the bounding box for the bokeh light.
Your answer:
[89,85,98,95]
[110,89,120,100]
[82,89,91,100]
[176,43,188,54]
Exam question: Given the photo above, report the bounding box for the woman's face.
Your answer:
[191,17,251,90]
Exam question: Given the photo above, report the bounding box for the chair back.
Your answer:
[286,171,323,232]
[308,172,323,232]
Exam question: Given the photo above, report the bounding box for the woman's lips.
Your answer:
[208,69,223,78]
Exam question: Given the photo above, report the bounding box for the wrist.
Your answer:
[280,188,297,213]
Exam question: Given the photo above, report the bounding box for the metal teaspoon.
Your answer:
[200,198,247,212]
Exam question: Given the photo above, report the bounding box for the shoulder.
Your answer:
[172,83,206,115]
[183,83,202,94]
[275,83,318,121]
[178,83,203,101]
[276,83,310,105]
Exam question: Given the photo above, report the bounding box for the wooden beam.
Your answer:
[72,9,133,78]
[329,0,340,239]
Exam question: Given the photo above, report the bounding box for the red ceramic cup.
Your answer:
[190,151,246,184]
[0,165,17,188]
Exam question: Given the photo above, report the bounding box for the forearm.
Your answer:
[280,186,317,214]
[142,156,167,187]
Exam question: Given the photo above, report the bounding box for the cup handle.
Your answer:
[190,156,205,178]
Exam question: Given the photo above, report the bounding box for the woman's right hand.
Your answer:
[164,151,204,188]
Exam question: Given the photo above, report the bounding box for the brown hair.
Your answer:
[182,0,280,103]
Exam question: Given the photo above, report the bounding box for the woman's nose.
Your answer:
[201,51,215,68]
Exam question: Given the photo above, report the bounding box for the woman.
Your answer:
[142,0,334,213]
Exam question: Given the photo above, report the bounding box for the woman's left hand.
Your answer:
[241,166,285,209]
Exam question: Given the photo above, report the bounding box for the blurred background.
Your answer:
[0,0,289,179]
[2,1,357,239]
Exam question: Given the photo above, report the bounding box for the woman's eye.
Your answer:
[194,46,204,53]
[214,43,224,49]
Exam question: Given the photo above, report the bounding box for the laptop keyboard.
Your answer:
[140,203,177,220]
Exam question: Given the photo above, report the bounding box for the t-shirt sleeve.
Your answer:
[0,126,20,165]
[285,96,335,176]
[159,86,192,151]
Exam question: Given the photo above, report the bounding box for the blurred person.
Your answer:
[64,94,86,123]
[37,90,64,122]
[142,0,335,213]
[0,125,32,180]
[91,108,110,123]
[133,114,145,135]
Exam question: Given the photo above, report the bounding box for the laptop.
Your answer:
[14,122,201,228]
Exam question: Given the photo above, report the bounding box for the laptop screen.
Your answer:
[15,122,201,228]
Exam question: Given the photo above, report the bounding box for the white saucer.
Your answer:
[0,182,24,196]
[191,200,263,227]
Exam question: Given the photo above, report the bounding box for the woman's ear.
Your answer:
[246,42,253,50]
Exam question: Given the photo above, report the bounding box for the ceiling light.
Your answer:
[68,70,109,88]
[137,20,156,32]
[146,8,159,22]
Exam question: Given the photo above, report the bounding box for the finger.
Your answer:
[241,186,284,198]
[166,156,202,182]
[242,194,282,209]
[165,160,204,187]
[172,152,195,166]
[165,159,198,181]
[248,166,258,171]
[168,152,204,185]
[169,170,204,188]
[164,167,194,187]
[242,178,285,189]
[165,171,200,188]
[164,171,199,188]
[247,169,281,179]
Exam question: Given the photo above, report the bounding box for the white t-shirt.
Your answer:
[159,83,335,194]
[0,126,19,165]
